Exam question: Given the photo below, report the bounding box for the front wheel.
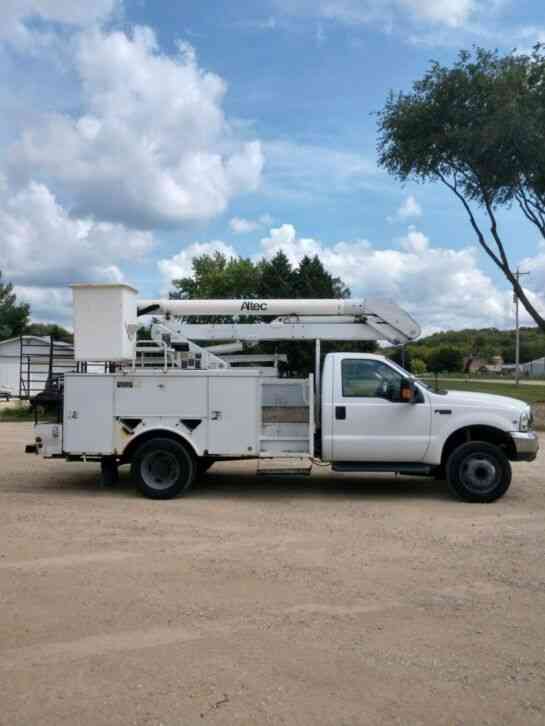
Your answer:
[446,441,512,503]
[131,438,195,500]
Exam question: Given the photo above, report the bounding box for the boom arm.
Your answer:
[138,298,420,345]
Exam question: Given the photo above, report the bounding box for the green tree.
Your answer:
[293,255,350,299]
[257,251,295,298]
[388,346,413,372]
[428,346,464,373]
[171,252,260,301]
[412,358,427,376]
[377,46,545,331]
[0,272,30,340]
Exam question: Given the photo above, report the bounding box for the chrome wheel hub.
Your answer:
[141,451,180,490]
[460,454,498,493]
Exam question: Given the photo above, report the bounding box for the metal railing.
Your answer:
[18,337,76,400]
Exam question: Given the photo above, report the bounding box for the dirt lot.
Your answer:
[1,424,544,726]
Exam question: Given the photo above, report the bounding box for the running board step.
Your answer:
[332,462,432,476]
[257,458,312,477]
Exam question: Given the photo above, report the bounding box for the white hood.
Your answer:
[431,389,528,415]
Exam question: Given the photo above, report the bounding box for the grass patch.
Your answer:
[428,379,545,405]
[0,406,34,422]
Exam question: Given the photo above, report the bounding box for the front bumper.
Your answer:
[510,431,540,462]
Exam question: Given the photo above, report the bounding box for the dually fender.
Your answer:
[119,424,204,461]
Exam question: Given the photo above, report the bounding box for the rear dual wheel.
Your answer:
[131,438,196,500]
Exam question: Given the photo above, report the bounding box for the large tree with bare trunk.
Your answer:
[377,46,545,332]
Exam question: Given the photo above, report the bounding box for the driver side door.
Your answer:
[332,358,431,462]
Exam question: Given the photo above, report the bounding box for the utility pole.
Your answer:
[514,268,530,385]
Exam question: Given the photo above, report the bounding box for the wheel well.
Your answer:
[441,426,516,466]
[120,429,198,464]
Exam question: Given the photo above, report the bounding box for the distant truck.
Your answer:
[26,284,538,502]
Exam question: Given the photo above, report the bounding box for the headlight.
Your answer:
[520,409,534,432]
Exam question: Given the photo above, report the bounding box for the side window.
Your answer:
[341,359,403,401]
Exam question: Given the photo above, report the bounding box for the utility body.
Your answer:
[27,284,538,502]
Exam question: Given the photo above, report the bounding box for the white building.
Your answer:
[521,356,545,378]
[0,336,74,397]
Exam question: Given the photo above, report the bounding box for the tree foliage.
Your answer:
[411,358,427,376]
[170,251,375,374]
[377,45,545,331]
[257,251,295,298]
[428,345,464,373]
[388,346,413,372]
[172,253,261,301]
[171,251,349,303]
[0,272,30,340]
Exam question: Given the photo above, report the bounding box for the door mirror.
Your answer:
[399,379,415,403]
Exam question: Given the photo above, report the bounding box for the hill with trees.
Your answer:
[386,327,545,374]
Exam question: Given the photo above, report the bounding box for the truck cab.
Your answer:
[321,352,538,501]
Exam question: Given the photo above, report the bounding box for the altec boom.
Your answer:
[137,297,421,345]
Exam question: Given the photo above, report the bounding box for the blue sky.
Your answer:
[1,0,545,333]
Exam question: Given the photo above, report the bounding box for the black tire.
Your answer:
[446,441,512,503]
[131,438,195,500]
[196,458,214,479]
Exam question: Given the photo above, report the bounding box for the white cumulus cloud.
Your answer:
[273,0,495,30]
[399,194,422,219]
[387,194,423,222]
[13,285,73,326]
[2,0,118,47]
[229,214,273,234]
[0,181,155,289]
[258,224,523,330]
[520,241,545,300]
[157,222,544,332]
[7,28,264,228]
[400,0,475,27]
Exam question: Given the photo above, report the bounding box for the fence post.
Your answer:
[19,335,23,398]
[48,336,54,387]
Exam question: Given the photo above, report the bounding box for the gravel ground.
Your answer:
[1,423,544,726]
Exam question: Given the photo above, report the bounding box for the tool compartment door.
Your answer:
[208,377,258,455]
[63,376,115,454]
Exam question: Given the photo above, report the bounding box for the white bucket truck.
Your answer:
[26,284,538,502]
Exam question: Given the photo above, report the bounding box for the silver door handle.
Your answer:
[211,410,222,420]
